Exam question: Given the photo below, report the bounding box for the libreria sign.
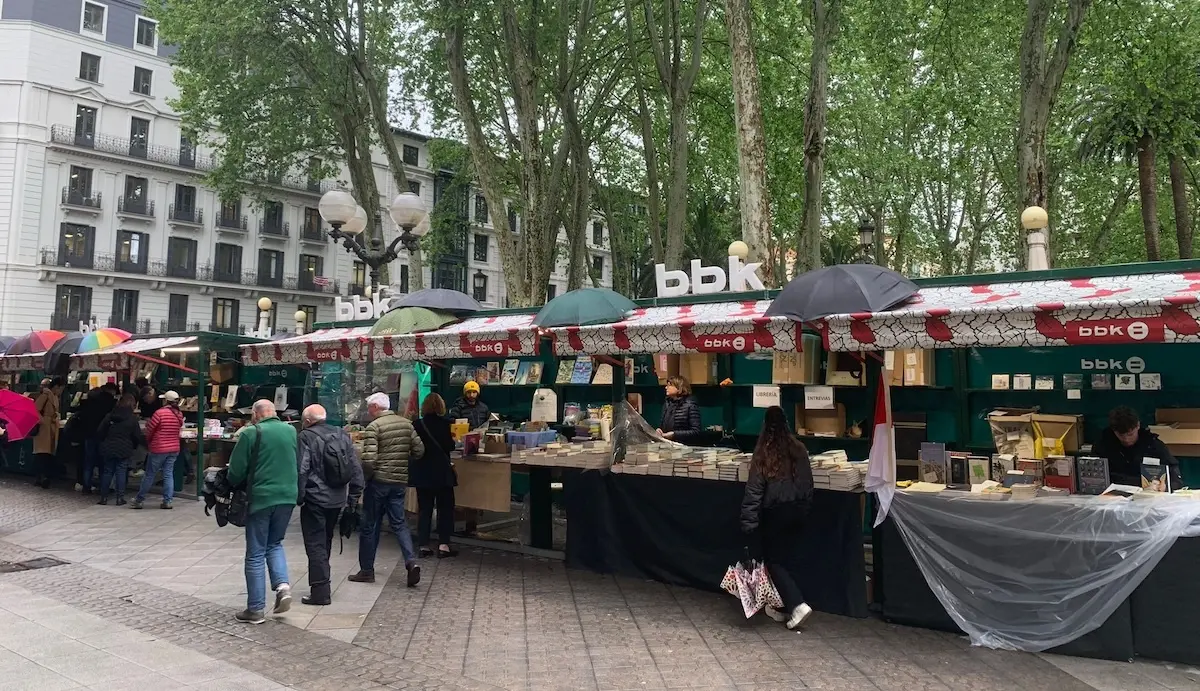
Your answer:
[654,256,766,298]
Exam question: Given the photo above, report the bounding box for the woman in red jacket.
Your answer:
[132,391,184,510]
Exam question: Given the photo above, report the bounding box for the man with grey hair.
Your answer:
[296,404,364,605]
[349,392,425,587]
[228,399,299,623]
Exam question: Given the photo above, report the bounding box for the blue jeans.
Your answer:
[99,457,127,499]
[135,452,177,503]
[244,504,294,612]
[82,440,101,491]
[358,481,416,572]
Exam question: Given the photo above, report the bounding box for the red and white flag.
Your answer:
[866,370,896,527]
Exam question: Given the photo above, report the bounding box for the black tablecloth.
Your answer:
[565,471,868,618]
[1131,537,1200,665]
[878,516,1134,661]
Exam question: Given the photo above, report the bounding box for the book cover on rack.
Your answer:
[486,361,502,383]
[1091,373,1112,390]
[514,361,533,385]
[571,357,594,384]
[919,442,949,484]
[525,361,543,385]
[592,363,614,385]
[474,367,491,386]
[449,365,473,385]
[501,359,520,385]
[555,360,574,384]
[624,357,635,384]
[1141,458,1171,492]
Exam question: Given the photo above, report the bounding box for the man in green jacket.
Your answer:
[228,400,299,624]
[349,392,426,588]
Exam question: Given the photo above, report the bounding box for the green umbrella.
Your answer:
[533,288,637,327]
[369,307,459,337]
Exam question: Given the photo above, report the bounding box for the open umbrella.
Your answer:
[0,389,40,442]
[765,264,918,322]
[0,337,16,355]
[79,327,131,353]
[369,307,459,337]
[43,332,85,375]
[393,288,482,315]
[7,330,65,356]
[533,288,637,327]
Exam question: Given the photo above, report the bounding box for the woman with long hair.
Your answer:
[657,375,701,443]
[740,405,815,629]
[412,392,458,558]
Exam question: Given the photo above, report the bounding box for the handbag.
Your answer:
[226,426,261,528]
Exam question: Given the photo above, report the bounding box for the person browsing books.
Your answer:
[450,381,490,430]
[1093,406,1183,492]
[656,376,701,444]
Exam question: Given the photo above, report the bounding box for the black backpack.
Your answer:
[322,434,355,488]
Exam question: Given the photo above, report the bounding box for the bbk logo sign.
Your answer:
[1080,356,1146,373]
[700,335,749,352]
[472,341,507,355]
[655,256,766,297]
[1065,317,1164,345]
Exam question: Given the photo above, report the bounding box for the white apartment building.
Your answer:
[0,0,611,338]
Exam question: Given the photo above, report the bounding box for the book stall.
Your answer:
[812,263,1200,665]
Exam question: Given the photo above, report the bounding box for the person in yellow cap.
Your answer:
[449,380,490,430]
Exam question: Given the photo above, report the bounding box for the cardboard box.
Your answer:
[483,434,509,455]
[680,353,717,385]
[987,408,1037,458]
[653,353,679,384]
[1032,413,1082,457]
[208,362,237,384]
[795,402,847,438]
[825,352,864,386]
[884,349,936,386]
[1151,409,1200,456]
[773,349,820,384]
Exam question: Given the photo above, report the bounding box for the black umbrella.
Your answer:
[0,336,16,355]
[43,332,86,375]
[765,264,918,321]
[393,288,482,315]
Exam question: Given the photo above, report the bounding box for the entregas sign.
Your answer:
[655,256,765,298]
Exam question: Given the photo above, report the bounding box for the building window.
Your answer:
[303,207,321,237]
[507,206,518,233]
[262,200,284,234]
[472,272,487,303]
[58,223,95,268]
[129,117,149,158]
[592,222,603,246]
[135,16,157,49]
[473,234,488,263]
[402,145,419,166]
[407,180,421,196]
[351,261,366,295]
[179,133,196,168]
[218,198,241,228]
[168,294,189,332]
[399,264,409,293]
[592,255,604,277]
[174,184,196,218]
[81,1,106,34]
[79,53,100,83]
[298,305,316,333]
[133,67,152,96]
[67,166,94,200]
[75,106,97,146]
[167,237,197,279]
[211,298,239,332]
[547,284,557,300]
[214,243,242,282]
[55,285,92,330]
[299,254,322,290]
[475,195,488,224]
[258,249,284,286]
[116,231,147,272]
[123,175,149,214]
[306,157,322,191]
[111,289,139,329]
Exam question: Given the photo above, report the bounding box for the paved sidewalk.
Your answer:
[3,477,1200,690]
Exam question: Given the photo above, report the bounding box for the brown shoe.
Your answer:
[347,571,375,583]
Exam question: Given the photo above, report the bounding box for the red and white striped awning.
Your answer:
[72,335,198,371]
[547,301,802,355]
[240,327,372,366]
[0,352,44,372]
[374,313,540,360]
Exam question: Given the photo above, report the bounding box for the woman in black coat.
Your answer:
[740,406,814,630]
[412,393,458,558]
[657,376,702,444]
[96,394,145,506]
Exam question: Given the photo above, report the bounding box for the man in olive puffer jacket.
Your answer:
[349,392,426,587]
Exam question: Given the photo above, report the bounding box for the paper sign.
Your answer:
[884,351,896,371]
[273,385,288,410]
[1013,374,1032,390]
[1140,373,1161,390]
[210,385,220,406]
[530,388,558,422]
[752,385,781,408]
[1115,374,1136,390]
[1067,389,1081,400]
[804,386,835,410]
[224,385,238,410]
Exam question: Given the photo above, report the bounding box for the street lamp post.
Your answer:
[318,190,429,293]
[857,219,876,264]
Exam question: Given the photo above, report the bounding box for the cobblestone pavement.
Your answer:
[3,478,1200,690]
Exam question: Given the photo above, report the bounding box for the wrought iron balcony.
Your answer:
[61,187,101,210]
[208,322,247,335]
[349,282,365,296]
[115,254,147,275]
[257,272,284,289]
[162,319,201,333]
[51,312,93,331]
[212,266,242,284]
[300,223,327,243]
[108,316,151,334]
[215,212,247,231]
[50,125,217,171]
[39,247,111,271]
[117,196,155,218]
[259,218,289,238]
[164,259,197,280]
[168,205,203,226]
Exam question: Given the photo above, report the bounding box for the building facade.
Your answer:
[0,0,610,338]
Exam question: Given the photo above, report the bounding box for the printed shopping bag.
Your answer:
[750,563,785,611]
[721,561,767,618]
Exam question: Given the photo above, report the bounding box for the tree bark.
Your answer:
[1137,134,1161,261]
[1170,153,1193,259]
[1015,0,1091,267]
[798,0,836,273]
[724,0,774,285]
[1089,176,1134,263]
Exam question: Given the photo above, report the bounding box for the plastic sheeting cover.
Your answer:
[889,490,1200,651]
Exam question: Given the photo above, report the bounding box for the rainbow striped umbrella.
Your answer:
[79,327,131,353]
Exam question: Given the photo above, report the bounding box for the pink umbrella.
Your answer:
[0,389,40,442]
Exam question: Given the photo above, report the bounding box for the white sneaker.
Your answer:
[786,603,812,630]
[273,584,292,614]
[764,607,787,623]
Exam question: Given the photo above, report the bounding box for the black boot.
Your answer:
[301,582,331,606]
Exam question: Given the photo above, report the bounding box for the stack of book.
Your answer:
[1010,484,1039,500]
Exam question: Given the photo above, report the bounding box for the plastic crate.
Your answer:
[506,430,558,448]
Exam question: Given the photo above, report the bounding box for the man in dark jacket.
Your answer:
[449,381,490,430]
[96,394,144,505]
[296,404,365,605]
[1093,406,1184,491]
[77,385,117,494]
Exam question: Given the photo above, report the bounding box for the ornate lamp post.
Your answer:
[857,219,876,264]
[1021,205,1050,271]
[318,190,429,293]
[294,309,308,336]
